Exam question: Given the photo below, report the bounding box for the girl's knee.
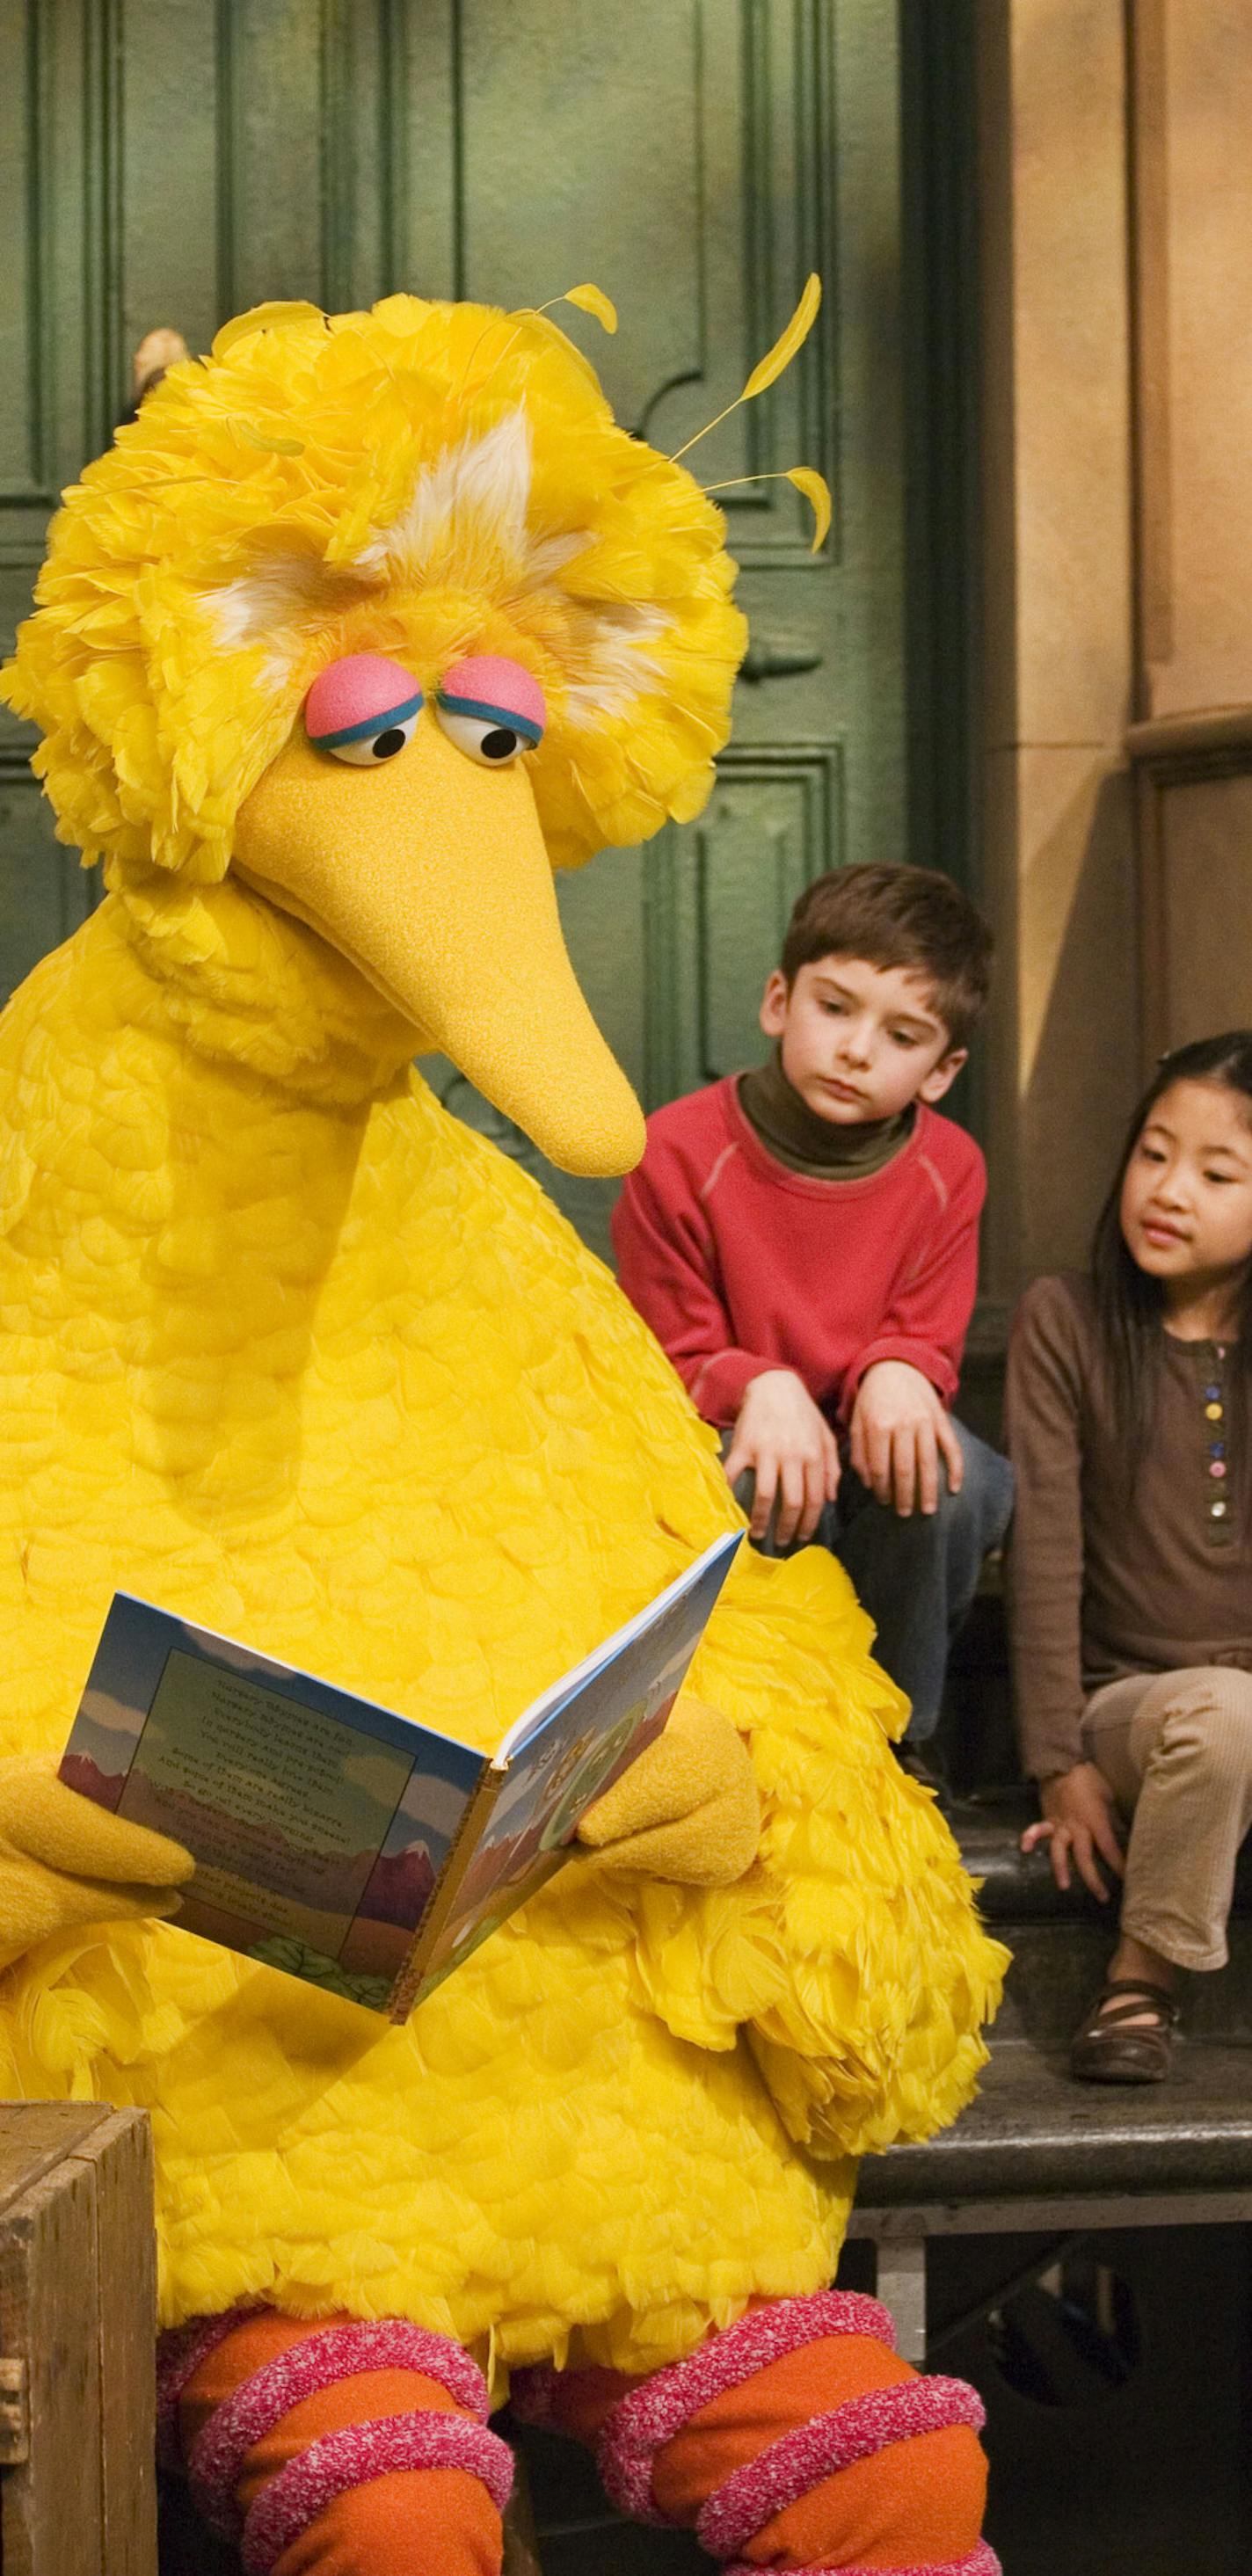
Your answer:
[1152,1672,1252,1786]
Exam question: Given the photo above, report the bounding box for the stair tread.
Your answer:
[950,1789,1252,1922]
[857,2031,1252,2208]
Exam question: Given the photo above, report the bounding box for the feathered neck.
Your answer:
[107,863,420,1110]
[12,877,440,1510]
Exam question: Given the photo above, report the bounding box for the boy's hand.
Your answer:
[724,1371,840,1548]
[1021,1763,1125,1903]
[848,1361,964,1517]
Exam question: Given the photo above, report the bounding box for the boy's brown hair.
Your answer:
[781,863,993,1052]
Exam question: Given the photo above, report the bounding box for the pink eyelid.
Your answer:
[304,654,423,746]
[439,656,547,736]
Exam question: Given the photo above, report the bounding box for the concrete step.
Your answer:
[857,2027,1252,2210]
[952,1786,1252,1924]
[948,1791,1252,2051]
[851,1788,1252,2215]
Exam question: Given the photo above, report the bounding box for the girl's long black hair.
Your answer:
[1091,1032,1252,1482]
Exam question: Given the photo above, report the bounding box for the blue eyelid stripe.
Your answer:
[436,691,543,745]
[309,691,424,748]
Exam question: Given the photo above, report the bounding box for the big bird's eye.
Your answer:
[435,655,547,769]
[305,654,424,768]
[325,710,419,768]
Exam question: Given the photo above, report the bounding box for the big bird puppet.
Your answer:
[0,289,1005,2576]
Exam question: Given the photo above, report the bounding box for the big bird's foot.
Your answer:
[512,2290,998,2573]
[157,2308,512,2575]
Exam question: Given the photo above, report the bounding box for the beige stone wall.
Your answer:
[978,0,1140,1292]
[979,0,1252,1296]
[1155,775,1252,1040]
[1125,3,1252,1059]
[1139,3,1252,718]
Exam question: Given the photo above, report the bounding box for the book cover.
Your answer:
[60,1532,742,2018]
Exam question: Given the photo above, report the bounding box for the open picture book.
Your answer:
[58,1531,742,2019]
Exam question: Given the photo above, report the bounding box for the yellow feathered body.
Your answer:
[0,885,1001,2373]
[0,294,1005,2380]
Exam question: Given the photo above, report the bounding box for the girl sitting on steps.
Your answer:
[1007,1031,1252,2083]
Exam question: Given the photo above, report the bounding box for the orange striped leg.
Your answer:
[157,2309,512,2576]
[513,2291,996,2574]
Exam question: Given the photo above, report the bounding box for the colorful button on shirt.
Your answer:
[1196,1354,1234,1546]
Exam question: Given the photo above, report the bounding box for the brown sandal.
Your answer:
[1070,1978,1180,2085]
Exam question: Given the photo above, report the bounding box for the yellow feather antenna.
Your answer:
[701,465,831,553]
[670,274,821,462]
[557,284,618,335]
[742,274,822,398]
[785,466,831,548]
[457,284,615,405]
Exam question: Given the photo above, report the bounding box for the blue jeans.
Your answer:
[729,1420,1014,1742]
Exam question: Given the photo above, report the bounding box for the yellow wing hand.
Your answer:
[0,1756,193,1968]
[577,1696,760,1887]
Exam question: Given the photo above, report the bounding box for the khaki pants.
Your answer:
[1082,1665,1252,1970]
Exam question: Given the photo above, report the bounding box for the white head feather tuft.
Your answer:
[206,411,666,716]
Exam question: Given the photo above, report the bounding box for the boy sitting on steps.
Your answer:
[613,862,1014,1783]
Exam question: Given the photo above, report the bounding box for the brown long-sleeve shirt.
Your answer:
[1005,1272,1252,1781]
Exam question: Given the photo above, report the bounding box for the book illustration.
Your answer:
[64,1594,479,2010]
[61,1533,742,2016]
[415,1584,720,1997]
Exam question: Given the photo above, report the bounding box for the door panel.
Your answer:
[0,779,96,998]
[418,0,902,1255]
[671,748,845,1096]
[0,3,113,966]
[0,0,906,1264]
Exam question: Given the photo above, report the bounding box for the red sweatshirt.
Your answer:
[612,1076,985,1429]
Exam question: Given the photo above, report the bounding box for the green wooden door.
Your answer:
[1,0,908,1260]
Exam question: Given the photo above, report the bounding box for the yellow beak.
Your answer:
[233,714,645,1177]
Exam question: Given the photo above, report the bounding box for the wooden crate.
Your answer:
[0,2102,156,2576]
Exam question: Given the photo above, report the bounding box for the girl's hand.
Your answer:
[1020,1762,1125,1901]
